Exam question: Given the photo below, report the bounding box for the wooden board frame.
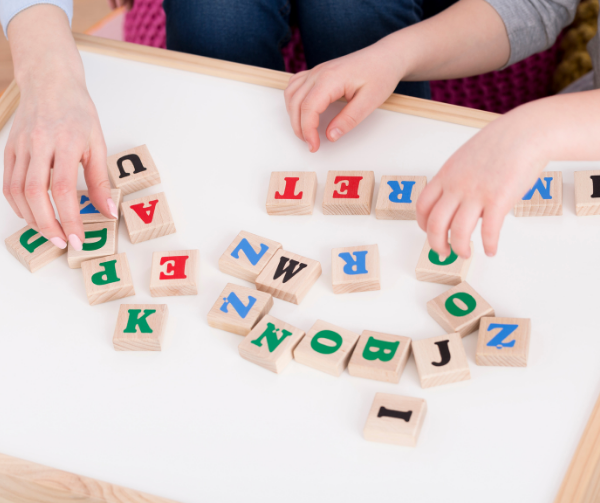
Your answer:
[1,33,591,502]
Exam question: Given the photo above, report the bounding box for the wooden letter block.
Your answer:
[575,170,600,216]
[255,249,321,304]
[293,319,360,376]
[121,191,176,244]
[77,188,122,223]
[415,240,473,285]
[514,171,563,217]
[348,331,411,383]
[218,231,282,282]
[107,144,161,195]
[266,171,317,215]
[5,225,66,272]
[476,317,531,367]
[363,393,427,447]
[81,252,135,306]
[150,249,199,297]
[68,221,118,269]
[375,175,427,220]
[322,170,374,215]
[113,304,169,351]
[412,332,470,388]
[207,283,273,336]
[238,315,306,373]
[331,244,380,294]
[427,281,494,337]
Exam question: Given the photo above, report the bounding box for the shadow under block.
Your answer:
[238,315,306,373]
[68,221,118,269]
[0,452,179,503]
[81,253,135,306]
[77,188,122,223]
[412,332,470,388]
[476,317,530,367]
[5,225,66,272]
[150,249,199,297]
[514,171,563,217]
[348,331,412,383]
[121,191,176,244]
[575,169,600,216]
[415,240,473,286]
[106,144,161,195]
[113,304,169,351]
[218,231,282,282]
[375,175,427,220]
[293,319,360,376]
[427,281,494,337]
[255,249,322,304]
[331,244,381,294]
[266,171,317,215]
[207,283,273,336]
[322,170,375,215]
[363,393,427,447]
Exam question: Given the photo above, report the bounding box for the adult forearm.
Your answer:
[381,0,510,82]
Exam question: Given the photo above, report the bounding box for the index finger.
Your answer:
[300,83,344,153]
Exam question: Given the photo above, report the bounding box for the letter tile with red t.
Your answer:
[322,171,375,215]
[150,250,199,297]
[265,171,317,215]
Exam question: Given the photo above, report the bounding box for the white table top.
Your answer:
[1,50,598,503]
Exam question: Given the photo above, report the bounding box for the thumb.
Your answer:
[326,88,381,143]
[82,135,117,220]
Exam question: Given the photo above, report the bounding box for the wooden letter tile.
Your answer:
[113,304,169,351]
[266,171,317,215]
[375,175,427,220]
[68,221,118,269]
[77,188,122,223]
[238,315,306,373]
[150,249,199,297]
[415,240,473,285]
[322,170,374,215]
[107,144,161,195]
[293,319,360,376]
[207,283,273,336]
[514,171,563,217]
[348,331,411,383]
[255,249,321,304]
[412,332,470,388]
[5,225,66,273]
[575,170,600,216]
[476,317,530,367]
[81,252,135,306]
[332,244,380,294]
[121,191,176,244]
[363,393,427,447]
[218,231,282,282]
[427,281,494,337]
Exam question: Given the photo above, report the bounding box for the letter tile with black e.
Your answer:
[207,283,273,336]
[412,332,470,388]
[81,253,135,306]
[363,393,427,447]
[427,281,494,337]
[113,304,169,351]
[238,315,305,373]
[348,331,411,383]
[331,244,380,294]
[293,320,360,376]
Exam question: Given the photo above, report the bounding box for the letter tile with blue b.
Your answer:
[331,244,381,294]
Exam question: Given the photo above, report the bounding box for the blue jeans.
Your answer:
[163,0,430,98]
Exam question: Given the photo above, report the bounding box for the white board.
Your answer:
[0,50,598,503]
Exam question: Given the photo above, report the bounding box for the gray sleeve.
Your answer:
[1,1,73,36]
[484,0,578,67]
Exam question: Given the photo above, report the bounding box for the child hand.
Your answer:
[284,38,404,153]
[416,105,550,259]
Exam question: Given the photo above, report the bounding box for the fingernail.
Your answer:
[439,254,446,261]
[107,198,118,219]
[50,237,67,249]
[306,141,313,152]
[330,128,343,141]
[486,251,495,257]
[68,234,83,251]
